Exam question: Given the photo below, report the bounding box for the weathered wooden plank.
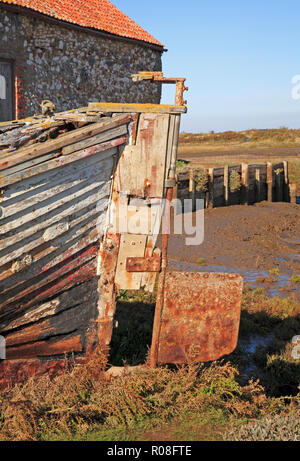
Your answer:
[0,121,24,131]
[229,165,241,173]
[1,226,99,294]
[188,170,196,212]
[165,115,176,179]
[0,114,131,171]
[0,245,98,309]
[54,112,101,123]
[0,223,99,292]
[2,300,60,333]
[0,194,109,267]
[241,163,249,205]
[275,170,283,202]
[4,284,98,347]
[0,258,97,319]
[1,145,118,200]
[1,277,97,333]
[115,114,169,198]
[289,183,297,203]
[96,234,120,348]
[1,157,113,219]
[0,137,125,189]
[255,169,261,203]
[213,168,224,177]
[62,124,128,155]
[0,175,110,236]
[267,163,273,202]
[6,335,83,360]
[112,198,163,236]
[284,161,289,202]
[273,162,284,170]
[224,165,229,206]
[214,176,224,185]
[0,151,61,177]
[208,168,214,208]
[88,102,187,114]
[115,234,147,290]
[0,196,102,261]
[248,164,266,170]
[0,191,108,268]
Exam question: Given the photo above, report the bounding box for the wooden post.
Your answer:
[283,161,289,202]
[173,174,179,200]
[189,169,196,212]
[208,168,214,209]
[275,168,283,202]
[224,165,229,206]
[267,163,273,202]
[97,234,120,348]
[241,163,249,205]
[255,169,261,203]
[289,183,297,204]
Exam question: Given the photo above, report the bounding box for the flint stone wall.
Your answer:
[0,7,163,119]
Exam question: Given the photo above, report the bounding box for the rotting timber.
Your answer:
[0,73,243,388]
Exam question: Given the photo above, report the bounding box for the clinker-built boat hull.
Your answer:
[0,88,188,386]
[0,74,244,388]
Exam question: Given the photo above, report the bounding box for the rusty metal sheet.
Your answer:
[157,272,244,364]
[126,255,161,273]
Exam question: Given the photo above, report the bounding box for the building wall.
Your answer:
[0,8,163,119]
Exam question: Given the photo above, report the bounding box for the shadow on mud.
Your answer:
[227,310,300,398]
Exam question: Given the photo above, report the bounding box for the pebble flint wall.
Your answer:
[0,7,163,119]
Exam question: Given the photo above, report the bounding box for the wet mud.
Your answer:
[168,201,300,300]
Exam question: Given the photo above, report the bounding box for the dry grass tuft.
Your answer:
[224,411,300,441]
[1,289,300,441]
[229,170,241,193]
[0,350,269,441]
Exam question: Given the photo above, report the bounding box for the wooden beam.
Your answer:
[62,124,128,155]
[289,183,297,204]
[275,169,283,202]
[208,168,214,208]
[88,102,187,114]
[224,165,229,206]
[0,138,125,188]
[189,169,196,212]
[255,169,261,203]
[283,161,289,202]
[267,163,273,202]
[0,114,131,172]
[241,164,249,205]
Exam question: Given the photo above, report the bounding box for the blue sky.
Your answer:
[113,0,300,133]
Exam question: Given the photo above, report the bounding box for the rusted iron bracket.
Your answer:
[126,255,161,273]
[131,72,188,106]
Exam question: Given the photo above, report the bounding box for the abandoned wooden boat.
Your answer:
[0,72,243,387]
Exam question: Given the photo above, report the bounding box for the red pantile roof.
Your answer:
[0,0,163,47]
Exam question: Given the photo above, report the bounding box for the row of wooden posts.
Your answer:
[175,161,297,210]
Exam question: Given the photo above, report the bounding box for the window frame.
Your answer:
[0,57,16,121]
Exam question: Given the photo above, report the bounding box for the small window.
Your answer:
[0,60,14,122]
[0,75,6,100]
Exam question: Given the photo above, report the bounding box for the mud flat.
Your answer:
[168,201,300,299]
[178,146,300,163]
